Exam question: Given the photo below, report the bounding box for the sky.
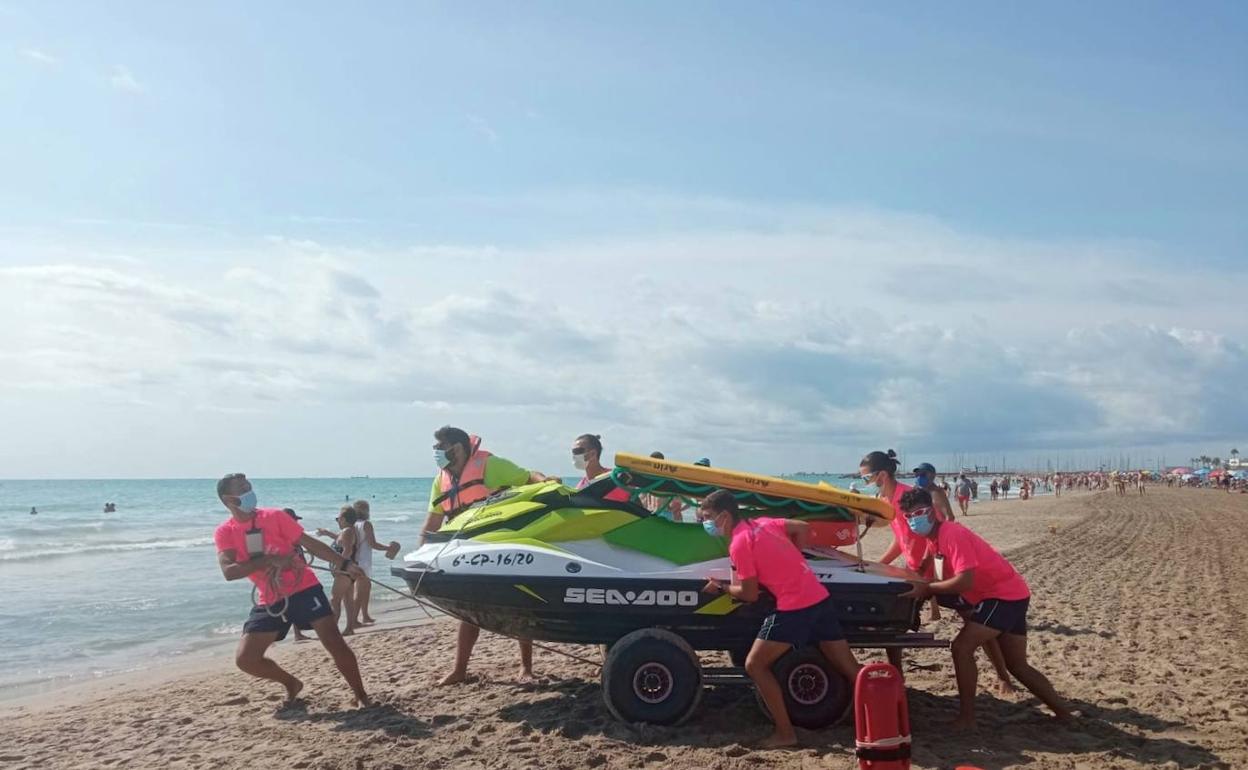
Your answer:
[2,1,1246,479]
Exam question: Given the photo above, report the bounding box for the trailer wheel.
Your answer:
[728,646,749,668]
[753,646,852,729]
[601,628,703,725]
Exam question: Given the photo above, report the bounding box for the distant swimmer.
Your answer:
[30,507,37,515]
[103,502,116,513]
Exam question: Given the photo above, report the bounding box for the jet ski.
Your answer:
[394,454,931,726]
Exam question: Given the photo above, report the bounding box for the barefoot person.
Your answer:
[323,506,361,636]
[421,426,554,685]
[350,499,400,627]
[913,462,956,521]
[698,490,860,748]
[897,487,1071,729]
[866,450,942,636]
[214,473,370,707]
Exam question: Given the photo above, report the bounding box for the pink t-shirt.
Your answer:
[886,481,931,572]
[729,517,829,611]
[214,507,320,606]
[932,521,1030,605]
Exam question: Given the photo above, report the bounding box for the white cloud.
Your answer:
[20,47,57,65]
[466,114,499,144]
[109,64,144,93]
[1,198,1245,476]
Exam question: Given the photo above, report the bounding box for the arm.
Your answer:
[784,519,812,550]
[527,470,556,483]
[903,568,975,599]
[934,488,955,521]
[704,574,760,603]
[218,548,280,581]
[880,538,902,566]
[419,512,445,546]
[363,520,386,550]
[299,533,357,571]
[315,527,339,540]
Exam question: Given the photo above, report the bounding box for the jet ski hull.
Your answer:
[393,567,920,649]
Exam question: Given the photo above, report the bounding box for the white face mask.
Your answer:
[573,453,588,471]
[434,448,451,469]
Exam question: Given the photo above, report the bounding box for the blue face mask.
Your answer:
[702,519,721,537]
[915,474,931,489]
[906,511,935,537]
[434,448,451,469]
[236,489,257,514]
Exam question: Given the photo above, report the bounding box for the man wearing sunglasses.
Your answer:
[897,487,1071,729]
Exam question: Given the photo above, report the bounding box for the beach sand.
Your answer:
[4,488,1246,769]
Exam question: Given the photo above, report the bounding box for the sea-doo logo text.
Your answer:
[564,588,699,607]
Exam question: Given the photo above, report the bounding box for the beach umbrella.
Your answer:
[1209,468,1227,478]
[1168,467,1193,475]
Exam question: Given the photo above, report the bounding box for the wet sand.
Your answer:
[4,487,1246,769]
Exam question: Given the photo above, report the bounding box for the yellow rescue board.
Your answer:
[614,452,894,522]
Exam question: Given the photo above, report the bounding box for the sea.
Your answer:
[0,474,1044,700]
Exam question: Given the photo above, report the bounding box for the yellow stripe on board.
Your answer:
[513,584,547,604]
[694,594,739,616]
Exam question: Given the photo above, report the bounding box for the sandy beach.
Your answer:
[4,487,1246,770]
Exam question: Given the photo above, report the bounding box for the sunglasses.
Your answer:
[905,506,934,519]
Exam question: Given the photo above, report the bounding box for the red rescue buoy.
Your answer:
[854,662,910,770]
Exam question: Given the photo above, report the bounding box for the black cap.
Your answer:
[282,508,301,520]
[912,462,936,474]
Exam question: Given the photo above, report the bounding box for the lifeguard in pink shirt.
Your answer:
[898,487,1072,729]
[698,490,860,749]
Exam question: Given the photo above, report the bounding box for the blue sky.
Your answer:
[2,2,1246,478]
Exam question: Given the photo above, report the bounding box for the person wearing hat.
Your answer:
[912,462,956,522]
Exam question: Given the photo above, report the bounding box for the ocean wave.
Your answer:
[0,538,13,552]
[12,521,112,537]
[0,537,214,563]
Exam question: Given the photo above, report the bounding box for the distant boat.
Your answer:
[349,475,370,479]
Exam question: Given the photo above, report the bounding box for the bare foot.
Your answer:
[949,715,977,731]
[361,617,376,625]
[758,731,798,749]
[517,668,536,683]
[283,678,304,704]
[439,670,469,686]
[997,680,1018,697]
[342,626,356,636]
[354,693,373,708]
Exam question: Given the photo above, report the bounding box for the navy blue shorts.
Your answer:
[757,596,844,646]
[969,597,1029,636]
[937,594,973,611]
[242,584,333,641]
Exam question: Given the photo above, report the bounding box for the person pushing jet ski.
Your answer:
[698,490,862,748]
[421,426,555,685]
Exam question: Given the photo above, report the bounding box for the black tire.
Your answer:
[728,646,749,668]
[753,646,852,729]
[601,628,703,725]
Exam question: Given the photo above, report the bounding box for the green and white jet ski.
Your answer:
[394,456,934,726]
[394,464,920,651]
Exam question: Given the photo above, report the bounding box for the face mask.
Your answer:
[573,454,588,471]
[236,489,257,514]
[702,519,720,537]
[434,448,451,469]
[915,474,931,489]
[906,511,935,537]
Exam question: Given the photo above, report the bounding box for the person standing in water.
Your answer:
[214,473,370,707]
[422,426,554,684]
[898,487,1070,729]
[699,490,861,748]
